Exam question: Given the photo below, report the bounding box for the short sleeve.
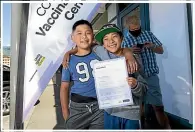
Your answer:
[150,32,162,46]
[121,36,133,48]
[92,45,110,60]
[61,68,71,82]
[93,45,104,54]
[121,37,128,48]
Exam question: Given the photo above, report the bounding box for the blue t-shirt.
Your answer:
[61,51,101,98]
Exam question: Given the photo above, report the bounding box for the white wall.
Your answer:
[149,3,192,123]
[93,4,117,31]
[107,4,117,22]
[191,3,193,17]
[111,19,117,25]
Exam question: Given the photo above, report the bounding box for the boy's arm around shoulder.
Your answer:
[131,74,147,97]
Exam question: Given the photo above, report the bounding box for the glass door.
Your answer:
[118,3,150,36]
[122,7,140,36]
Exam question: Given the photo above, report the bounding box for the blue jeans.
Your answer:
[104,112,140,129]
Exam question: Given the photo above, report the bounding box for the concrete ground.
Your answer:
[26,71,65,130]
[25,85,57,129]
[2,84,61,130]
[3,71,65,130]
[2,69,191,130]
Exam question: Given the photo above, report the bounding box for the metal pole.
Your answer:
[10,3,29,129]
[10,3,22,130]
[15,3,29,129]
[0,2,1,131]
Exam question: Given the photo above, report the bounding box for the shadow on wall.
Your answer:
[157,45,192,128]
[157,45,178,115]
[144,46,181,129]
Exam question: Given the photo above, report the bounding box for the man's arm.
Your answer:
[60,81,70,120]
[144,32,164,54]
[144,43,164,54]
[152,45,164,54]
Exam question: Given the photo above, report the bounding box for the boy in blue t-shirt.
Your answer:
[60,20,104,129]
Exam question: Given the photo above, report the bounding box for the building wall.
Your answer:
[149,3,192,123]
[92,11,108,32]
[107,4,117,22]
[93,4,117,32]
[92,3,193,123]
[110,19,117,24]
[191,3,193,16]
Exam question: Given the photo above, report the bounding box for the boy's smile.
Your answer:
[103,32,122,54]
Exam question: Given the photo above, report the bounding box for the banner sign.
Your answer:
[23,3,101,121]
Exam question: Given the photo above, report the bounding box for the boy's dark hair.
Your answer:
[116,31,123,38]
[72,19,93,32]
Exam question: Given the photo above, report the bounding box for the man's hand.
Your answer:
[132,45,142,54]
[144,42,164,54]
[144,42,155,49]
[62,52,70,68]
[62,109,69,121]
[127,77,137,88]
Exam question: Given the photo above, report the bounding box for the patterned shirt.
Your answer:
[121,30,162,77]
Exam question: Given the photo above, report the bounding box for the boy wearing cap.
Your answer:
[63,23,147,129]
[94,24,147,129]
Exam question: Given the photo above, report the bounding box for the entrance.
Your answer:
[118,3,150,35]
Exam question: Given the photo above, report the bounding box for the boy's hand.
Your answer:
[127,77,137,88]
[126,58,138,74]
[62,109,69,121]
[62,52,71,68]
[62,48,78,68]
[123,48,138,74]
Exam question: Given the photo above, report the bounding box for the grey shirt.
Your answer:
[93,45,147,120]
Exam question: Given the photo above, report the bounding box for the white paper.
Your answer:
[93,57,134,109]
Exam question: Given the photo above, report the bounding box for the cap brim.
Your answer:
[95,27,121,43]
